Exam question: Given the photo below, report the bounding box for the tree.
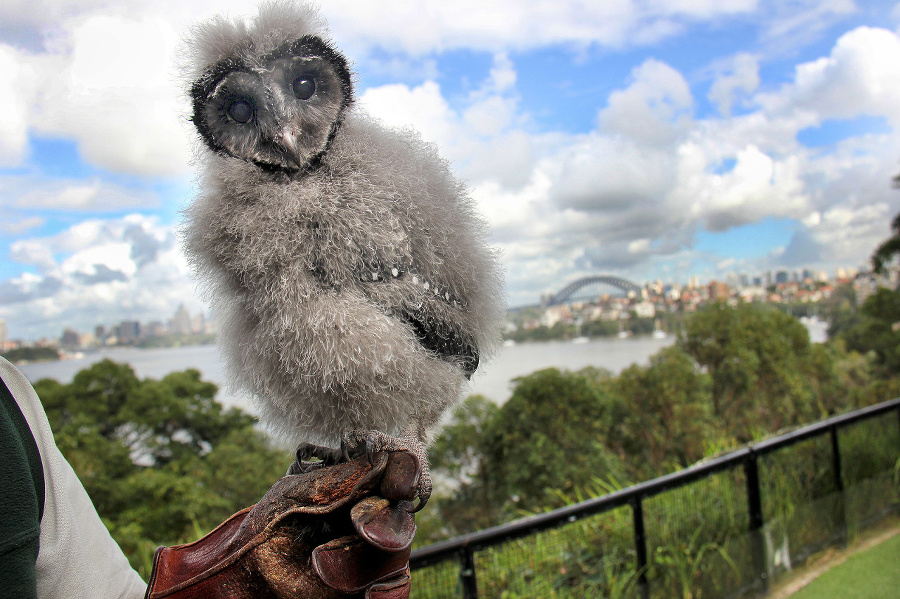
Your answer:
[838,287,900,378]
[424,395,502,537]
[482,368,627,513]
[823,283,858,339]
[613,346,713,478]
[681,302,819,441]
[33,360,287,577]
[872,189,900,271]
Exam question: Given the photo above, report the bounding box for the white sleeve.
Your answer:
[0,357,147,599]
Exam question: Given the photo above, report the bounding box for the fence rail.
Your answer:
[410,398,900,598]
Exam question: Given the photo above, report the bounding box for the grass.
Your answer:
[787,529,900,599]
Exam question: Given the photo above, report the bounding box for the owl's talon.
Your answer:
[340,437,351,462]
[366,440,377,466]
[290,442,345,474]
[409,493,429,513]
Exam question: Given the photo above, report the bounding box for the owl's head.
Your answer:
[187,1,352,172]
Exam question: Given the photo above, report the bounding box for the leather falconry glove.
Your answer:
[144,449,420,599]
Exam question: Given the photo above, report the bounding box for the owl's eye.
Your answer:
[292,76,316,100]
[227,100,254,123]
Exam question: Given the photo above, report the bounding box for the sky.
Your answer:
[2,0,900,342]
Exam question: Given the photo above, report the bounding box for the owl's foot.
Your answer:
[341,430,432,512]
[287,442,346,474]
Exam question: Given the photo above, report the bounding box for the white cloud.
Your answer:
[2,3,900,335]
[325,0,762,54]
[760,27,900,126]
[763,0,857,45]
[0,214,200,339]
[671,143,811,231]
[9,240,57,273]
[598,59,693,146]
[15,178,159,211]
[0,45,37,166]
[358,53,540,188]
[708,53,760,117]
[0,216,44,235]
[358,81,457,148]
[354,24,900,303]
[29,14,193,175]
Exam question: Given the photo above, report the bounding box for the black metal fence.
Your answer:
[409,398,900,598]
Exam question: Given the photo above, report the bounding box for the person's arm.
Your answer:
[0,358,146,599]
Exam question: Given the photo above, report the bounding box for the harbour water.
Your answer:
[16,318,828,414]
[18,335,676,413]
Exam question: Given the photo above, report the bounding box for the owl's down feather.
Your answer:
[181,1,504,497]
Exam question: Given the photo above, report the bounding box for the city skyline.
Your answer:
[0,261,873,347]
[2,1,900,341]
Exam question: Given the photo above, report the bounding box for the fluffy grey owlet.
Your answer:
[181,1,504,504]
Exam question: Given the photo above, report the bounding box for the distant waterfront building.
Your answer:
[170,304,193,335]
[708,280,730,301]
[0,319,7,351]
[192,312,212,334]
[634,301,656,318]
[60,328,80,349]
[117,321,141,344]
[146,321,167,338]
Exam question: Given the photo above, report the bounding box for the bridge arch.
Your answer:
[545,275,643,306]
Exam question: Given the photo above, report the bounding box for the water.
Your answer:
[17,335,676,412]
[16,318,828,412]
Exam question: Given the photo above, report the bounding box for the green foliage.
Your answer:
[2,346,60,362]
[612,346,712,478]
[35,360,287,578]
[680,302,820,441]
[824,284,859,339]
[483,368,628,514]
[871,210,900,274]
[420,290,900,592]
[421,395,503,539]
[837,287,900,377]
[651,527,738,599]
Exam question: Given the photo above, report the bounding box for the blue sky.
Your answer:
[1,0,900,341]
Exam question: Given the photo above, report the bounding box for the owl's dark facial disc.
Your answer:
[191,36,353,173]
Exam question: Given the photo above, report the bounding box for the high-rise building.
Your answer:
[60,328,80,349]
[117,321,141,343]
[170,304,193,335]
[0,319,7,351]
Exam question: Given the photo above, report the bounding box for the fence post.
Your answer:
[830,424,848,545]
[830,425,844,494]
[459,546,478,599]
[630,496,649,599]
[743,451,768,592]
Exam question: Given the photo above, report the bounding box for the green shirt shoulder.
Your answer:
[0,377,44,599]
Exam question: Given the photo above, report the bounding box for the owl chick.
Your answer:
[182,1,504,504]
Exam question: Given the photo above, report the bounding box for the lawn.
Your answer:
[790,531,900,599]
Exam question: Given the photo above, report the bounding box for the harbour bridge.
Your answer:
[543,275,643,306]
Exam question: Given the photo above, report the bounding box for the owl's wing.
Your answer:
[338,248,480,379]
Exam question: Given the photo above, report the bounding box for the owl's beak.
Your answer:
[277,128,306,169]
